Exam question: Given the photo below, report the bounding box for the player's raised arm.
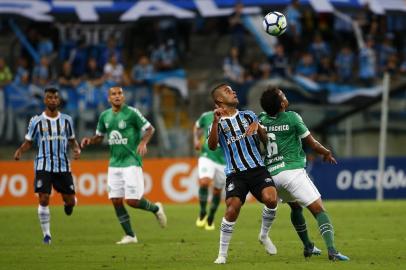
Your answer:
[193,123,203,151]
[14,140,33,160]
[257,124,268,146]
[303,134,337,164]
[208,108,222,150]
[137,125,155,156]
[80,135,104,148]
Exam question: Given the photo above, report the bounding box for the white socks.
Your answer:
[218,217,236,258]
[38,205,51,237]
[259,206,277,239]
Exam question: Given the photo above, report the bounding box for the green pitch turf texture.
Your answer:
[0,200,405,270]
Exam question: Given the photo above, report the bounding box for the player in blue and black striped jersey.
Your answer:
[14,87,81,245]
[208,83,278,264]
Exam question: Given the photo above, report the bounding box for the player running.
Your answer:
[80,86,167,244]
[208,83,278,264]
[14,87,81,244]
[193,111,226,231]
[258,86,349,261]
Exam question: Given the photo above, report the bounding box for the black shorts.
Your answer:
[34,170,75,195]
[225,167,275,204]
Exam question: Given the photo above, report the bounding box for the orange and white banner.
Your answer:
[0,159,200,206]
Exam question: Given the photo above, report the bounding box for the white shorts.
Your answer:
[198,157,226,189]
[107,166,144,199]
[272,168,321,207]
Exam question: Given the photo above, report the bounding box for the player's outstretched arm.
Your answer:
[303,134,337,164]
[69,139,81,160]
[80,135,104,148]
[14,140,33,160]
[137,125,155,156]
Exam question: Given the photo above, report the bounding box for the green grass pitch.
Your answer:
[0,200,405,270]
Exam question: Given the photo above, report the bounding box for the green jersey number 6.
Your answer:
[266,132,278,158]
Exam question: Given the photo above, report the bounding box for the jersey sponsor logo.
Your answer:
[232,122,240,131]
[118,120,126,129]
[266,125,290,132]
[269,162,285,172]
[40,135,65,141]
[241,118,249,128]
[226,134,245,145]
[105,123,109,129]
[268,155,284,164]
[108,130,128,145]
[222,125,231,133]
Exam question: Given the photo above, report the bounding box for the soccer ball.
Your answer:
[263,11,287,36]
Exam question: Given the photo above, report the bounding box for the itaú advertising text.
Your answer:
[0,159,200,206]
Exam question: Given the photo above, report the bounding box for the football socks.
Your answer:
[114,205,135,237]
[291,207,312,248]
[316,211,336,251]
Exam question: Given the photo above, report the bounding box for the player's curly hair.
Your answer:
[260,86,282,117]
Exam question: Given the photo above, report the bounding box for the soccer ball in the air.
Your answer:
[263,11,287,36]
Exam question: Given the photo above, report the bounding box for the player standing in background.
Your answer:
[14,87,81,244]
[208,84,278,264]
[258,87,349,261]
[193,111,226,231]
[80,86,167,244]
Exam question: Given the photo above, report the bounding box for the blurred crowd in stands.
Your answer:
[1,0,406,119]
[223,0,406,90]
[0,19,185,122]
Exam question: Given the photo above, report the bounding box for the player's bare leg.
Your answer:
[307,199,349,261]
[38,193,51,244]
[258,186,278,255]
[214,197,242,264]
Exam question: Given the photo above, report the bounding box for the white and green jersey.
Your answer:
[196,111,225,165]
[96,104,151,167]
[259,111,310,175]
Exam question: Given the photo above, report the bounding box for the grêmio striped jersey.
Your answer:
[25,112,75,172]
[216,110,264,176]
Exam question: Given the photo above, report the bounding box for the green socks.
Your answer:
[137,198,159,213]
[207,193,221,225]
[316,211,336,251]
[114,205,134,237]
[199,187,208,219]
[290,207,312,248]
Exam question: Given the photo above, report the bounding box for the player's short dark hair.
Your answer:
[260,86,282,116]
[210,83,227,103]
[44,87,59,94]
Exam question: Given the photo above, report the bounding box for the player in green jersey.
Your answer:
[193,111,226,230]
[80,86,167,244]
[258,87,349,261]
